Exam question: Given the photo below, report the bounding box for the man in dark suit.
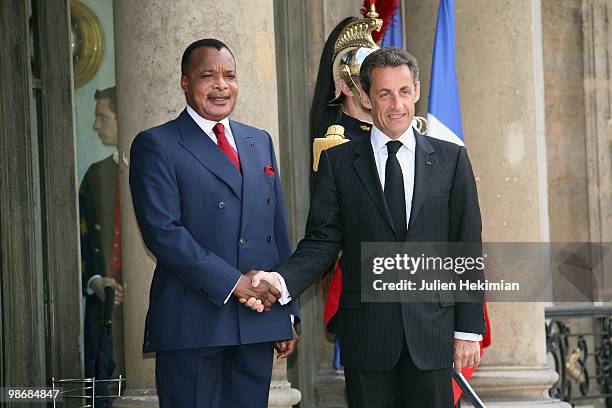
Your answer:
[129,38,298,408]
[80,86,125,381]
[250,48,485,407]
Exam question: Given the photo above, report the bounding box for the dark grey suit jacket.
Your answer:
[277,131,486,370]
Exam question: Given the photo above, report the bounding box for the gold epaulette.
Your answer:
[312,125,349,172]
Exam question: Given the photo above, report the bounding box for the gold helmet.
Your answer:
[330,4,382,104]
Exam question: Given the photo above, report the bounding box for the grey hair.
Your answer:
[359,47,419,95]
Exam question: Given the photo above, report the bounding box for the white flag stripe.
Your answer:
[426,113,464,146]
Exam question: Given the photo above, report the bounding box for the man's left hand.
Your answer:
[275,325,299,359]
[453,339,480,372]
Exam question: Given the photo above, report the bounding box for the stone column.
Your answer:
[581,0,612,302]
[404,0,569,405]
[113,1,299,406]
[269,358,302,408]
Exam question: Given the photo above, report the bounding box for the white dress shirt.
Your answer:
[274,124,481,342]
[370,125,416,224]
[186,106,237,150]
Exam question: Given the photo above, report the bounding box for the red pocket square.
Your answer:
[264,165,275,175]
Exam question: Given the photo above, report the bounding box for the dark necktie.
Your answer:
[384,140,407,239]
[213,122,241,172]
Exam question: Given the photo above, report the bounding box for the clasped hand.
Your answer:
[232,270,282,313]
[232,271,298,359]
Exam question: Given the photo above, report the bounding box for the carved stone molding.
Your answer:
[581,0,612,302]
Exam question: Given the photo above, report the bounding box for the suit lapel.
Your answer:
[176,110,242,199]
[231,120,259,230]
[408,131,437,230]
[352,138,396,234]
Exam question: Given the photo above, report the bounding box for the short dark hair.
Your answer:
[181,38,235,75]
[94,86,116,114]
[359,47,419,95]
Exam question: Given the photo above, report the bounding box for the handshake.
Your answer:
[232,270,283,313]
[232,270,299,359]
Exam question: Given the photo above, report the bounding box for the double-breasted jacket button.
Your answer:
[266,235,272,242]
[218,202,226,209]
[239,238,246,245]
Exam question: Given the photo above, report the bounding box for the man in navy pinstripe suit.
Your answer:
[130,39,299,408]
[250,48,486,407]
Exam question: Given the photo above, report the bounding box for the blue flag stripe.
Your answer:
[381,6,403,48]
[427,0,463,142]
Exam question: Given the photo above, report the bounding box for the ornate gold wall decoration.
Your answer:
[70,0,104,87]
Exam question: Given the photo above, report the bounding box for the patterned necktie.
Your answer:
[213,122,241,172]
[384,140,407,239]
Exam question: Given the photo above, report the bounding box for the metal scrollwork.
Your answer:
[565,337,589,396]
[545,307,612,407]
[547,319,571,400]
[595,317,612,407]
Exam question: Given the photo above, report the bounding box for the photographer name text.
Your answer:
[372,279,520,291]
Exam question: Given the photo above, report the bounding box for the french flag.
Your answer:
[426,0,464,146]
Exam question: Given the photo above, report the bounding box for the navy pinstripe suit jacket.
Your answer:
[130,110,297,353]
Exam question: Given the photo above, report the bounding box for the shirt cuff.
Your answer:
[454,331,483,342]
[86,274,102,295]
[270,272,292,305]
[224,276,241,304]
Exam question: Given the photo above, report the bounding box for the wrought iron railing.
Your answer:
[546,305,612,407]
[52,376,126,407]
